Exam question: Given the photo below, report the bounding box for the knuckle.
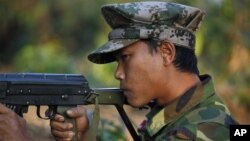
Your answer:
[60,125,69,130]
[54,114,64,121]
[51,129,74,140]
[60,123,72,131]
[50,120,72,131]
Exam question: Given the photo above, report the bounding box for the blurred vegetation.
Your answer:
[98,119,127,141]
[0,0,250,140]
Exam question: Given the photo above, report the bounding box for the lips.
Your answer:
[121,84,131,97]
[123,90,129,97]
[120,85,127,91]
[121,87,129,97]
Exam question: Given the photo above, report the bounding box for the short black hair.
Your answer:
[173,46,199,75]
[143,39,199,75]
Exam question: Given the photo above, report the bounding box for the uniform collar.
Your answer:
[144,74,216,136]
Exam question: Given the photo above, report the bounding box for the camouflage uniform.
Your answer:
[87,1,238,140]
[138,74,237,140]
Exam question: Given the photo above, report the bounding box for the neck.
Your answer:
[156,69,200,106]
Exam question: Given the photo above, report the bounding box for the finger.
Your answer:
[50,120,73,131]
[66,106,87,118]
[75,112,89,133]
[51,129,75,140]
[53,114,65,122]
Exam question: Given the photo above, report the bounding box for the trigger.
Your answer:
[36,106,56,119]
[45,106,57,119]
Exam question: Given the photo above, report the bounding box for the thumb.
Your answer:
[66,106,86,118]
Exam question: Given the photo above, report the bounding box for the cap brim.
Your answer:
[88,39,139,64]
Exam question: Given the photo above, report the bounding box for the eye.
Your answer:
[121,54,130,62]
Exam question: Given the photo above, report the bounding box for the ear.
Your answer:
[159,41,176,66]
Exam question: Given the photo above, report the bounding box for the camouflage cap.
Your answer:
[88,1,205,64]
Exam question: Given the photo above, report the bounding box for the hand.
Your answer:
[0,103,30,141]
[50,106,89,141]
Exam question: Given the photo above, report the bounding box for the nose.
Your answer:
[114,63,125,80]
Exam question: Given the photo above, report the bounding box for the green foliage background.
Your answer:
[0,0,249,140]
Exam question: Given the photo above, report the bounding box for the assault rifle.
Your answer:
[0,73,149,141]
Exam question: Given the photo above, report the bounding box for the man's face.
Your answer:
[114,41,165,107]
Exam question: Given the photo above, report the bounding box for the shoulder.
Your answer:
[155,106,235,141]
[155,122,230,141]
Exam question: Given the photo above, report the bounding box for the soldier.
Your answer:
[50,1,239,141]
[0,1,239,141]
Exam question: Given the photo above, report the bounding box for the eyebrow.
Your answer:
[112,50,122,60]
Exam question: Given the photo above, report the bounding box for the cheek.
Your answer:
[124,53,162,99]
[126,64,157,99]
[125,62,150,86]
[137,61,163,95]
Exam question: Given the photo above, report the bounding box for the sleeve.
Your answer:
[158,126,197,141]
[196,122,230,141]
[157,123,230,141]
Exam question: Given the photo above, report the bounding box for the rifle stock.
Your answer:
[0,73,142,141]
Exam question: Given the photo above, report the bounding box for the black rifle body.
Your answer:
[0,73,141,141]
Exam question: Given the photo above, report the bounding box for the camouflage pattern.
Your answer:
[88,1,205,64]
[138,75,238,141]
[109,26,195,48]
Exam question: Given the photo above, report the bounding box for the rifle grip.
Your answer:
[57,106,78,141]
